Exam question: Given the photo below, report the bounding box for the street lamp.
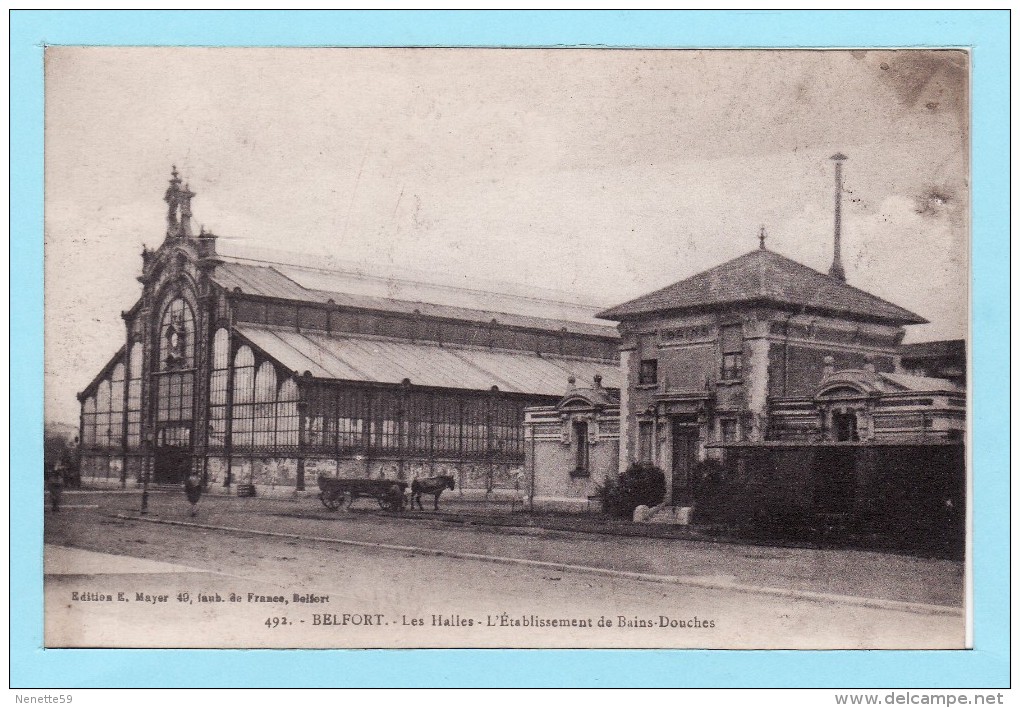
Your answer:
[141,432,153,514]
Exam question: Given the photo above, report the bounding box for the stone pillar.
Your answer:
[618,347,632,475]
[744,320,771,442]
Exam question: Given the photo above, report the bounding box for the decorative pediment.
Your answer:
[555,374,618,413]
[814,369,882,399]
[556,391,604,412]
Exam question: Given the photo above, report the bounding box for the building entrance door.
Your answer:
[671,424,699,505]
[153,446,190,484]
[153,425,192,484]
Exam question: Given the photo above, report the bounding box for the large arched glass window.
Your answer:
[253,362,277,448]
[277,378,300,448]
[208,329,230,448]
[158,298,195,370]
[126,343,142,448]
[155,298,196,434]
[231,346,255,448]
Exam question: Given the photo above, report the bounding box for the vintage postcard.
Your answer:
[42,46,969,651]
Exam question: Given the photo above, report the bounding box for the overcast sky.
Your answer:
[44,48,969,426]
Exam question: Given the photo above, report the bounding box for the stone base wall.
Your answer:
[200,455,527,496]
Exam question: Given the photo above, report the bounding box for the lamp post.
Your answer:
[141,432,153,514]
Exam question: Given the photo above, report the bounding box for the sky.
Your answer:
[44,48,969,426]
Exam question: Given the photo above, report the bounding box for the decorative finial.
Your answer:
[758,225,767,250]
[164,167,196,238]
[164,167,181,229]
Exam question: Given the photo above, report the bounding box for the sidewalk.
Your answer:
[90,489,965,610]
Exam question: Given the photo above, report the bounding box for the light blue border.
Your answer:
[11,10,1008,688]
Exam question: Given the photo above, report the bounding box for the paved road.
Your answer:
[43,492,966,649]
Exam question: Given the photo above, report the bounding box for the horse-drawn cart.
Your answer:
[317,475,408,512]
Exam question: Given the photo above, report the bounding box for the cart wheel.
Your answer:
[321,492,341,511]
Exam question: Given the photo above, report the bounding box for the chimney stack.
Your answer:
[829,153,848,282]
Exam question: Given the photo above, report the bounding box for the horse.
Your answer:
[410,474,456,511]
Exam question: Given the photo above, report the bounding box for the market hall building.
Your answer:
[76,169,620,495]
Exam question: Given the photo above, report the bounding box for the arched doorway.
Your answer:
[152,296,196,484]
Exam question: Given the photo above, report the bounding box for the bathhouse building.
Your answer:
[524,155,965,514]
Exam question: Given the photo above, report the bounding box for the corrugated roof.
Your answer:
[213,261,618,339]
[212,261,311,301]
[235,324,621,397]
[597,248,927,325]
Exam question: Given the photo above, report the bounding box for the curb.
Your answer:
[113,513,962,618]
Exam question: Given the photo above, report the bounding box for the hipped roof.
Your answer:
[597,248,927,325]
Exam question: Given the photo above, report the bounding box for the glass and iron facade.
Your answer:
[76,170,620,493]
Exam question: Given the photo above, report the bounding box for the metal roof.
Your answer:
[235,324,621,397]
[899,339,966,360]
[598,248,927,325]
[213,261,619,339]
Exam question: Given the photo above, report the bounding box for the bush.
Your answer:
[595,462,666,518]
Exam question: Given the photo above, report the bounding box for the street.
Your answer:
[43,490,966,649]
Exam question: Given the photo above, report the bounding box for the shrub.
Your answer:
[595,462,666,518]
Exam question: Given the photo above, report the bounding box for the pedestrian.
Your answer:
[184,473,203,517]
[48,462,65,512]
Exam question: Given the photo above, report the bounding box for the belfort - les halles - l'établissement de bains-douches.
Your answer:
[76,158,965,550]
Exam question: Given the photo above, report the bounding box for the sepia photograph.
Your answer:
[41,45,970,652]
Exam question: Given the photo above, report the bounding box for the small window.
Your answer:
[638,421,653,463]
[572,421,590,477]
[639,359,658,386]
[720,419,738,443]
[720,325,743,380]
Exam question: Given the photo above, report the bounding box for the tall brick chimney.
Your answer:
[829,153,848,282]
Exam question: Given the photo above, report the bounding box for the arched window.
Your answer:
[155,298,196,429]
[208,329,230,448]
[212,329,230,370]
[96,380,111,448]
[231,346,255,448]
[277,378,300,448]
[254,362,277,448]
[110,363,125,448]
[158,298,195,370]
[83,396,97,446]
[126,343,142,448]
